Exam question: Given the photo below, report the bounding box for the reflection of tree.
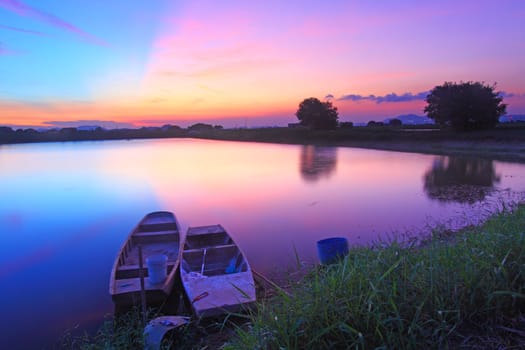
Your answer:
[300,145,337,182]
[423,156,500,203]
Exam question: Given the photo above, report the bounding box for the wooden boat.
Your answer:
[180,224,256,318]
[110,211,182,307]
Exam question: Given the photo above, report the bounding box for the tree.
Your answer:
[296,97,338,130]
[389,118,402,127]
[339,121,354,129]
[367,120,384,127]
[188,123,214,131]
[424,81,506,131]
[423,156,500,203]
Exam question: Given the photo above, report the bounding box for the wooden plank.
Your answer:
[134,229,179,237]
[116,263,176,279]
[110,211,182,300]
[115,276,172,293]
[187,224,224,235]
[183,244,236,254]
[132,233,179,245]
[181,271,256,318]
[185,232,232,249]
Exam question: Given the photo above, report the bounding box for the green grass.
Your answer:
[61,307,150,349]
[60,306,244,349]
[63,206,525,349]
[226,205,525,349]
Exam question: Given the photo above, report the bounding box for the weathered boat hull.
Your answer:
[110,211,182,308]
[180,224,256,318]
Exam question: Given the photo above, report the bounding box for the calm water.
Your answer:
[1,138,524,348]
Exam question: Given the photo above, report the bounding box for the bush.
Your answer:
[227,206,525,349]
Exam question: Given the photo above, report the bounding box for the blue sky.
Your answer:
[1,0,524,128]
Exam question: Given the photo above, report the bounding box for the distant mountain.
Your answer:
[383,114,434,125]
[76,125,102,131]
[499,115,525,123]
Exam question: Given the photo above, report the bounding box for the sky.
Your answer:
[1,0,524,129]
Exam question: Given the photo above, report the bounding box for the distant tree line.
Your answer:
[0,123,227,144]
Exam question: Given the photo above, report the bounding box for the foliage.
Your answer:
[61,307,149,349]
[188,123,214,131]
[423,156,500,203]
[367,120,384,127]
[424,81,507,131]
[389,118,402,126]
[227,205,525,349]
[339,121,354,129]
[295,97,338,130]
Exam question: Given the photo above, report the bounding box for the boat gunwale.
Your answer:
[109,211,182,299]
[180,224,256,318]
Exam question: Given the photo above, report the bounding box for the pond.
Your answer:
[1,138,524,348]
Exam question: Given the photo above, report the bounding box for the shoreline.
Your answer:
[3,126,525,163]
[64,204,525,349]
[187,127,525,163]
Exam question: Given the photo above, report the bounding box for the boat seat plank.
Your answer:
[124,243,180,266]
[116,263,176,279]
[134,229,179,237]
[187,225,224,235]
[132,233,179,245]
[183,244,237,254]
[115,276,168,293]
[140,222,179,232]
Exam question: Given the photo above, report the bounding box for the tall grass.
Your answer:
[226,205,525,349]
[61,307,150,349]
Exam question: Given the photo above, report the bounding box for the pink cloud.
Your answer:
[0,0,107,46]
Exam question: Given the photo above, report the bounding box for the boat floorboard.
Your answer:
[182,271,256,317]
[124,243,179,266]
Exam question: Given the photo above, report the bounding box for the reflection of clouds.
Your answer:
[300,145,337,182]
[423,156,501,203]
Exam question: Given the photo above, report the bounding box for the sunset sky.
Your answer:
[1,0,524,128]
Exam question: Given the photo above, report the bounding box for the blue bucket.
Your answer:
[317,237,349,264]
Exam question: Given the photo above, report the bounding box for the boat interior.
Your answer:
[139,221,179,233]
[115,226,180,280]
[184,231,233,250]
[182,244,247,276]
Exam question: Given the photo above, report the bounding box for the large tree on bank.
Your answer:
[296,97,339,130]
[424,81,507,131]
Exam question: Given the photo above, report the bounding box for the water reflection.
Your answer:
[2,140,525,349]
[299,145,337,182]
[423,156,501,203]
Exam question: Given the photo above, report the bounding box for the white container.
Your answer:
[147,254,167,284]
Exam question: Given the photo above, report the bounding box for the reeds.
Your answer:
[61,205,525,349]
[227,205,525,349]
[61,307,152,349]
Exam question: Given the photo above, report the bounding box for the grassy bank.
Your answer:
[189,126,525,163]
[226,205,525,349]
[4,125,525,163]
[63,205,525,349]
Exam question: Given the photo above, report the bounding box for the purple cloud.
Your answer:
[339,90,522,104]
[0,23,46,35]
[339,91,430,103]
[499,91,525,98]
[0,0,107,46]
